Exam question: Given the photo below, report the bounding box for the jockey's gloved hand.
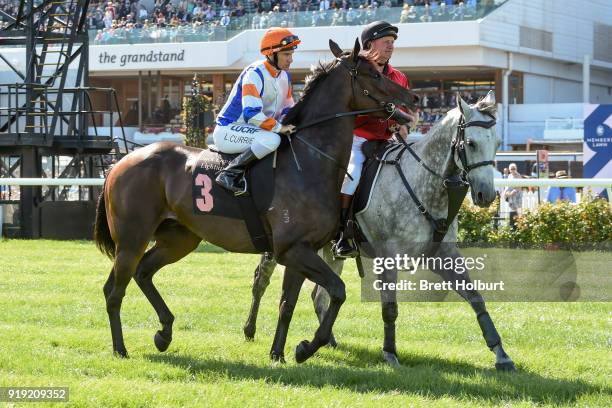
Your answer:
[279,124,296,135]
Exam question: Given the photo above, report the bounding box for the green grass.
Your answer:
[0,240,610,407]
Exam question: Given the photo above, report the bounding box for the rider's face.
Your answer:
[276,50,294,70]
[369,36,395,64]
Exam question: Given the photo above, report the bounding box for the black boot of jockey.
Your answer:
[333,207,358,259]
[215,149,258,195]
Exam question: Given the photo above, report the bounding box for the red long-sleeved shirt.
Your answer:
[354,63,410,141]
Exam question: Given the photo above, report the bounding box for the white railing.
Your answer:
[1,179,609,229]
[1,178,611,187]
[493,178,612,188]
[1,178,610,204]
[0,178,105,186]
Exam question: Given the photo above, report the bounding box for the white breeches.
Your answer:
[212,123,281,159]
[340,135,367,195]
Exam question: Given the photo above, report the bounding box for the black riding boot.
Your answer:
[215,149,258,195]
[332,208,358,259]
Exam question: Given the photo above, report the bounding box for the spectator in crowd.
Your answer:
[434,1,449,21]
[546,170,577,203]
[220,13,231,26]
[452,1,465,20]
[503,163,523,229]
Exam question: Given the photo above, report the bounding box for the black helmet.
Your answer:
[361,21,398,49]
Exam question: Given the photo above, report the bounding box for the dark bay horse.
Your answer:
[242,92,517,371]
[94,39,417,362]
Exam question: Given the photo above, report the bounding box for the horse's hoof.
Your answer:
[327,335,337,348]
[114,349,129,358]
[270,352,285,364]
[295,340,311,363]
[154,331,172,352]
[495,361,517,372]
[243,326,255,341]
[383,351,400,367]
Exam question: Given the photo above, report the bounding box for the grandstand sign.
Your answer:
[97,50,185,67]
[583,104,612,191]
[90,42,233,70]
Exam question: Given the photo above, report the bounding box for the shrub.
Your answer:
[459,194,611,246]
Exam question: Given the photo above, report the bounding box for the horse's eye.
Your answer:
[466,139,476,148]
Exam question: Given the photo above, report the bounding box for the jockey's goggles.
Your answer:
[262,35,301,53]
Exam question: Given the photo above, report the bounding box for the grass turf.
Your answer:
[0,239,610,407]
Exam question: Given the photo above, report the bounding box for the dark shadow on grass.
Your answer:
[145,344,610,405]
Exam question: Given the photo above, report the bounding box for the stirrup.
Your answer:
[216,172,248,196]
[233,176,248,197]
[332,236,358,259]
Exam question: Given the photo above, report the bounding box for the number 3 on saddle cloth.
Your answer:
[191,147,276,252]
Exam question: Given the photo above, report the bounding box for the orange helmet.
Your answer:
[260,27,301,56]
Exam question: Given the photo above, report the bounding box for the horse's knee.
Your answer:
[327,280,346,305]
[470,299,487,315]
[254,270,272,291]
[106,290,125,314]
[103,278,113,299]
[382,302,398,323]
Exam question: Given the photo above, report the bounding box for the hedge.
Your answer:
[457,194,612,245]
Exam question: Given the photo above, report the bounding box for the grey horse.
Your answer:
[243,91,516,371]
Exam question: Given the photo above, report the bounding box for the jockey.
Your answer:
[213,27,299,194]
[333,20,419,258]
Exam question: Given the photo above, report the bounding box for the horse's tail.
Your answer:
[94,184,115,260]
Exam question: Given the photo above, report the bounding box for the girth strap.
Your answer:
[380,145,469,243]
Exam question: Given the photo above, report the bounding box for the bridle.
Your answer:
[340,57,400,121]
[379,109,497,242]
[288,55,408,179]
[453,110,497,175]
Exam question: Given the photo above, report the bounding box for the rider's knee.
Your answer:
[252,132,280,158]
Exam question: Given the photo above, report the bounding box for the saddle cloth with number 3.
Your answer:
[191,148,275,219]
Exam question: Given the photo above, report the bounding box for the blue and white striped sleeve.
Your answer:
[241,69,282,132]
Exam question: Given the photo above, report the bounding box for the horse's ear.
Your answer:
[350,37,361,63]
[329,39,343,59]
[483,89,495,105]
[456,93,472,120]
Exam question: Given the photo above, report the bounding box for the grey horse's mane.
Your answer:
[415,95,497,151]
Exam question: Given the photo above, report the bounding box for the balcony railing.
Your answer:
[89,1,508,45]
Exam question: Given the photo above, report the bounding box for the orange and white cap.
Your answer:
[260,27,301,56]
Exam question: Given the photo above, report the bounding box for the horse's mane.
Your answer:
[282,56,344,125]
[282,50,376,125]
[415,94,498,151]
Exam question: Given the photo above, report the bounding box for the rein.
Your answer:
[379,111,497,242]
[287,56,403,181]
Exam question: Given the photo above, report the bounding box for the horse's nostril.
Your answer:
[477,191,484,203]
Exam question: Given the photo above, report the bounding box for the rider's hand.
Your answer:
[279,124,296,135]
[405,108,419,131]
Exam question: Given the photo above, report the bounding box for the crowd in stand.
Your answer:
[0,0,493,42]
[86,0,489,44]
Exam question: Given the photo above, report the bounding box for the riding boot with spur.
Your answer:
[215,149,258,195]
[332,208,359,259]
